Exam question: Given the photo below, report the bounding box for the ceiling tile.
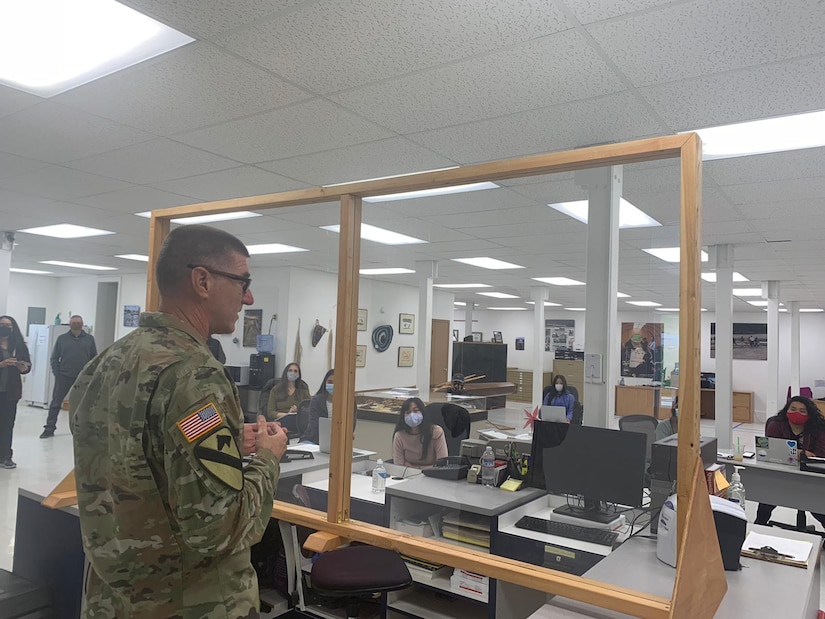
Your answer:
[407,91,664,163]
[330,30,627,133]
[0,152,47,180]
[56,42,312,135]
[587,0,825,87]
[564,0,680,24]
[260,137,457,186]
[73,186,196,213]
[706,147,825,186]
[720,177,825,205]
[0,102,153,164]
[175,99,395,163]
[0,166,133,200]
[215,0,570,93]
[153,166,309,201]
[65,138,241,184]
[0,84,41,120]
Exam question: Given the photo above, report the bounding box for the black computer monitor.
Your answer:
[526,420,570,490]
[540,424,647,525]
[700,372,716,389]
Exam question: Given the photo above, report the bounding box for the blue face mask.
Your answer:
[325,384,334,395]
[286,371,299,382]
[405,412,423,428]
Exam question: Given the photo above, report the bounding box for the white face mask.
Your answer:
[405,412,423,428]
[286,371,299,382]
[555,383,563,392]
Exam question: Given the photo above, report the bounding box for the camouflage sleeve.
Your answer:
[159,363,280,555]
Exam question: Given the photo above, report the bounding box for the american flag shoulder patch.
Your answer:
[177,403,223,443]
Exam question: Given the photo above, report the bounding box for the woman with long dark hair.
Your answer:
[0,315,32,469]
[543,374,575,422]
[755,396,825,527]
[267,362,310,420]
[392,398,448,468]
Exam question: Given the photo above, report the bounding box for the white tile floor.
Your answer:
[1,403,822,609]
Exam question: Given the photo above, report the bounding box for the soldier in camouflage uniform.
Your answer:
[70,224,288,618]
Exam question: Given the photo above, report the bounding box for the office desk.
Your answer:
[614,385,753,422]
[531,524,821,619]
[719,456,825,514]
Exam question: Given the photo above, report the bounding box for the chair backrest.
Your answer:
[543,383,579,404]
[764,414,779,435]
[259,378,278,416]
[571,401,584,425]
[567,384,579,402]
[618,414,659,462]
[425,402,470,456]
[787,386,813,400]
[296,399,312,437]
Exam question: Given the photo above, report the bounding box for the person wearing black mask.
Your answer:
[0,315,32,469]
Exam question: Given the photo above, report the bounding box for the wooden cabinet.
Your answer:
[732,391,754,423]
[615,385,753,422]
[506,369,553,403]
[552,359,584,403]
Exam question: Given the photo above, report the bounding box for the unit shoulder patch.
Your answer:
[194,427,243,491]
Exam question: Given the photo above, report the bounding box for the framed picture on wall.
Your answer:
[355,345,366,367]
[492,331,503,343]
[357,308,368,331]
[398,346,414,367]
[399,313,415,334]
[452,329,459,341]
[515,337,525,350]
[471,332,482,342]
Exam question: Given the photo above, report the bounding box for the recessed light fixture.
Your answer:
[531,277,585,286]
[136,211,262,224]
[19,224,114,238]
[643,247,709,263]
[477,292,519,299]
[321,223,426,245]
[487,307,528,311]
[655,308,680,312]
[684,110,825,160]
[565,308,586,311]
[548,198,660,228]
[247,243,308,255]
[434,283,492,289]
[115,254,149,262]
[732,288,764,297]
[748,300,785,308]
[40,260,116,271]
[701,272,749,283]
[359,267,415,275]
[525,301,562,307]
[363,182,499,203]
[454,301,467,307]
[452,257,524,270]
[626,301,662,307]
[0,0,193,97]
[617,292,630,298]
[9,268,52,274]
[800,308,825,313]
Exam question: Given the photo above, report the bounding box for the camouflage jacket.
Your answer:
[70,312,279,618]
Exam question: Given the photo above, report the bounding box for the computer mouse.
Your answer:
[391,476,404,480]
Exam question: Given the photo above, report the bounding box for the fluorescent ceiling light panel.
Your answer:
[626,301,662,307]
[525,301,562,307]
[531,277,585,286]
[115,254,149,262]
[565,308,586,311]
[800,308,824,312]
[363,182,498,203]
[323,166,459,187]
[477,292,519,299]
[452,257,524,270]
[19,224,114,238]
[434,283,492,289]
[701,272,749,283]
[617,292,630,298]
[135,211,262,224]
[321,223,426,245]
[548,198,660,229]
[747,300,785,307]
[655,308,680,312]
[487,307,527,311]
[732,288,764,297]
[0,0,193,97]
[643,247,709,263]
[247,243,308,255]
[359,267,415,275]
[685,110,825,160]
[454,301,467,306]
[40,260,116,271]
[9,268,52,274]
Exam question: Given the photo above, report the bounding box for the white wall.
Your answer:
[7,273,60,334]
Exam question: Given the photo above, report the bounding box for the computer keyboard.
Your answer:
[514,515,618,546]
[422,463,470,480]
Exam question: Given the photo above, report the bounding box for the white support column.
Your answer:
[764,281,780,418]
[576,166,621,428]
[790,301,800,397]
[415,261,437,396]
[531,286,550,407]
[0,232,12,314]
[463,302,474,341]
[710,245,734,449]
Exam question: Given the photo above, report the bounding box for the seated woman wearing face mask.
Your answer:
[543,374,575,422]
[392,398,448,468]
[300,369,357,444]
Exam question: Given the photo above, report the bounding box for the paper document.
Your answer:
[289,444,320,453]
[478,430,509,440]
[741,532,813,568]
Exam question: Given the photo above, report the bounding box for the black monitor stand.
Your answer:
[553,500,621,526]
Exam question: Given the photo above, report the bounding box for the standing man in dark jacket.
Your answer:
[41,315,97,438]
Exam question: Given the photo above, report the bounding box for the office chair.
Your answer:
[618,415,658,484]
[756,415,809,532]
[296,399,312,437]
[786,386,813,401]
[260,378,277,416]
[424,402,471,456]
[542,384,581,424]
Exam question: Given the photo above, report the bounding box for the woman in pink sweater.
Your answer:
[392,398,448,468]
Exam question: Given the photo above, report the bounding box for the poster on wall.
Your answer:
[710,323,767,360]
[123,305,140,327]
[545,319,575,352]
[620,322,664,379]
[243,309,263,347]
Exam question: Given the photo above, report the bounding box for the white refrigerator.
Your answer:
[23,324,70,408]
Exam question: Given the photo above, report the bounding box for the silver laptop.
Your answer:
[540,405,568,423]
[755,436,798,465]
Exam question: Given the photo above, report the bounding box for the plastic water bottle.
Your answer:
[372,459,387,493]
[728,466,746,506]
[481,446,496,488]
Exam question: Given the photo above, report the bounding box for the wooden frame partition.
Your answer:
[46,134,724,617]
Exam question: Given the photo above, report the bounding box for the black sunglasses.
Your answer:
[187,264,251,293]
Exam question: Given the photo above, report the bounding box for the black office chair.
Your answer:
[424,402,470,456]
[259,378,277,417]
[756,415,808,531]
[542,384,582,424]
[296,398,312,437]
[618,415,658,484]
